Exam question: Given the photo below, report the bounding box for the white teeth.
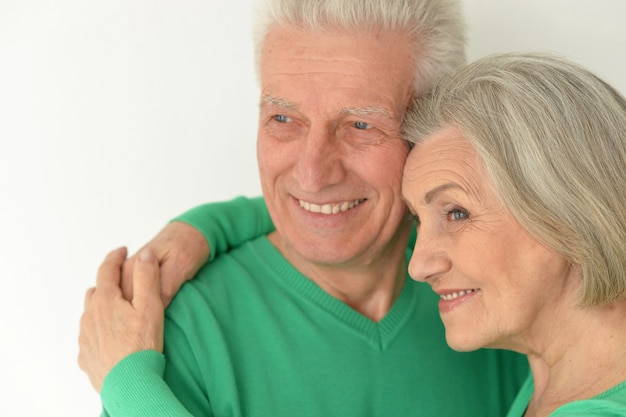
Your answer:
[299,199,364,215]
[440,289,478,301]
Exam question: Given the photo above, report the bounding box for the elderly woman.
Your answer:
[402,52,626,416]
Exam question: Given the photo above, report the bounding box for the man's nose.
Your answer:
[293,126,347,193]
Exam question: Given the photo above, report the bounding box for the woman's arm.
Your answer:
[120,196,273,306]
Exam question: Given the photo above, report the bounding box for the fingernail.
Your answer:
[139,249,155,263]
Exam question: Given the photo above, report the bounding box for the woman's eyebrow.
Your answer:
[424,183,464,204]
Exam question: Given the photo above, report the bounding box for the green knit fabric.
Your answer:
[171,196,274,262]
[506,374,626,417]
[102,240,528,416]
[100,196,528,416]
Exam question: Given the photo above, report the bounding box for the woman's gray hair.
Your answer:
[251,0,466,96]
[405,52,626,306]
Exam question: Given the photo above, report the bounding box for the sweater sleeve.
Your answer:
[100,350,194,417]
[171,195,274,261]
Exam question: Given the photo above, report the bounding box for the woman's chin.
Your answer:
[445,332,486,352]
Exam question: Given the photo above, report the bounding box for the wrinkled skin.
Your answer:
[78,247,164,392]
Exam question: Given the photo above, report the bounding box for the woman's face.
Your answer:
[402,127,576,352]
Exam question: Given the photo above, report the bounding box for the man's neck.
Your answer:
[267,226,411,322]
[309,260,408,322]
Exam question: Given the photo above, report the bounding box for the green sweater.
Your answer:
[506,375,626,417]
[101,196,529,417]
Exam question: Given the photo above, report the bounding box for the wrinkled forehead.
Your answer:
[402,128,492,202]
[261,25,415,81]
[260,25,416,113]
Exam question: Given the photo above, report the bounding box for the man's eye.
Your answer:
[407,212,420,225]
[337,121,386,146]
[273,115,291,123]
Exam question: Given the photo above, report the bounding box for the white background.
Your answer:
[0,1,624,415]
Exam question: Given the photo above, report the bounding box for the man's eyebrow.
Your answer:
[259,98,395,123]
[341,106,391,117]
[424,183,465,204]
[260,95,297,110]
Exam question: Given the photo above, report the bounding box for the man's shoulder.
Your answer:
[202,235,271,270]
[168,236,280,309]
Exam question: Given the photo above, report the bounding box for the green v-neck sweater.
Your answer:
[506,374,626,417]
[101,196,528,417]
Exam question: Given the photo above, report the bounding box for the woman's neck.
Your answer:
[524,297,626,417]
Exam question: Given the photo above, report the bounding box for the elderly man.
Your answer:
[79,0,528,416]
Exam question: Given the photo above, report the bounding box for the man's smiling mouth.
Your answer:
[299,198,366,214]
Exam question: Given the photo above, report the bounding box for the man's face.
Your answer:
[257,25,415,269]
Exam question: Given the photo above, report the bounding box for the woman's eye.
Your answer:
[273,114,291,123]
[354,121,371,130]
[446,208,469,221]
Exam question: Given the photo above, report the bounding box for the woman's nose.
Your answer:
[407,231,451,283]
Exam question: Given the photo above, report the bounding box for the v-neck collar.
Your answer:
[251,236,417,350]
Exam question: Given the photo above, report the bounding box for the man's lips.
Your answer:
[298,198,366,215]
